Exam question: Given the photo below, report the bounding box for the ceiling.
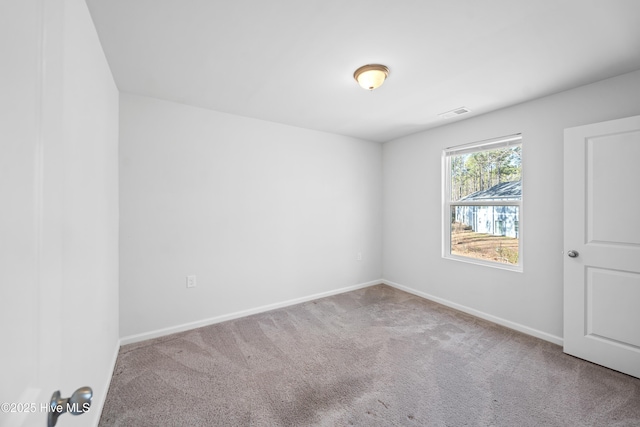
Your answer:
[86,0,640,143]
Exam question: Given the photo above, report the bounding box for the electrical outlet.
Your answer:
[186,275,197,288]
[357,252,362,261]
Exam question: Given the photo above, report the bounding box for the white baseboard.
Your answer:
[121,278,562,348]
[92,337,121,427]
[382,279,564,346]
[120,279,383,346]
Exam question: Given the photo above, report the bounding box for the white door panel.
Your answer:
[588,130,640,245]
[564,115,640,379]
[1,1,64,426]
[587,268,640,347]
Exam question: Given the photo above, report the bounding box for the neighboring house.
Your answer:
[454,181,521,238]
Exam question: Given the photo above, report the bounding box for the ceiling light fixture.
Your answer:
[353,64,389,91]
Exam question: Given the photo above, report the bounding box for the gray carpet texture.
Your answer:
[99,285,640,426]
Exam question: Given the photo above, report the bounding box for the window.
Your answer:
[443,134,522,270]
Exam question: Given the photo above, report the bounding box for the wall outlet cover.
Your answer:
[186,275,197,288]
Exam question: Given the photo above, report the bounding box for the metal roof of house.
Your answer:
[460,181,521,201]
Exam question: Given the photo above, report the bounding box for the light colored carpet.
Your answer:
[99,284,640,426]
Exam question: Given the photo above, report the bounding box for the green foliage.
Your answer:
[450,145,521,200]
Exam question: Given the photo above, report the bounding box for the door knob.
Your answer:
[567,250,579,258]
[48,386,92,427]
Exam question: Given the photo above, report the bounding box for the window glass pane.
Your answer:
[450,205,519,265]
[450,145,521,201]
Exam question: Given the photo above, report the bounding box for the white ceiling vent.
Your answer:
[438,107,471,119]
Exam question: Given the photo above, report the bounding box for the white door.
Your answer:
[564,115,640,379]
[1,1,64,426]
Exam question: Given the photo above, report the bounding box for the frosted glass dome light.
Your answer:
[353,64,389,90]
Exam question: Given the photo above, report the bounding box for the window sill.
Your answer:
[442,253,523,273]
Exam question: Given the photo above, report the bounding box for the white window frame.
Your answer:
[442,134,523,272]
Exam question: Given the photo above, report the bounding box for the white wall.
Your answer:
[119,93,382,340]
[0,0,119,425]
[383,69,640,343]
